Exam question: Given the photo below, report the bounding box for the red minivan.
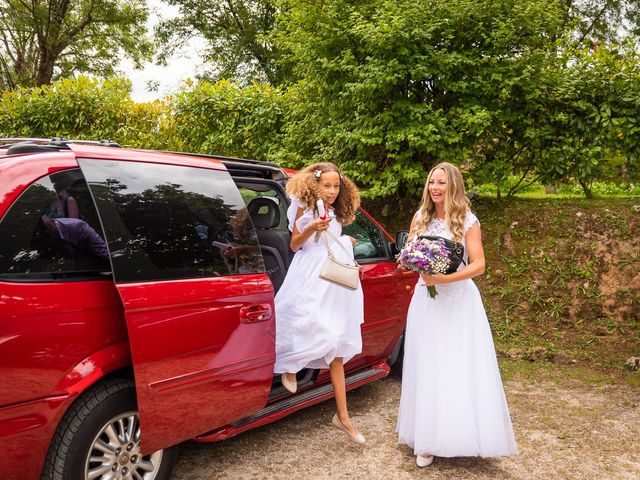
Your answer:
[0,138,415,480]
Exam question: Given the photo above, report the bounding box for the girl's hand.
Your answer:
[310,217,331,232]
[420,272,445,286]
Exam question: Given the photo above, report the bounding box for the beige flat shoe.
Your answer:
[332,414,366,445]
[281,373,297,393]
[416,454,434,467]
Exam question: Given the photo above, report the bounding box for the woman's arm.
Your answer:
[290,207,331,252]
[420,221,486,285]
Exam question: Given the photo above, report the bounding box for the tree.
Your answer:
[272,0,640,199]
[531,41,640,198]
[0,0,152,88]
[155,0,284,85]
[273,0,568,198]
[562,0,640,43]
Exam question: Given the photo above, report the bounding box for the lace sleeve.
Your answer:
[463,211,480,233]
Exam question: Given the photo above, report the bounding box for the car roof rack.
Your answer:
[157,150,287,181]
[0,137,120,155]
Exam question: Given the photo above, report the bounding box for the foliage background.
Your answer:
[2,0,639,201]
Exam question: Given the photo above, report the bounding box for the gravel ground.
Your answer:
[172,367,640,479]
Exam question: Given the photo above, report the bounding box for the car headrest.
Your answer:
[247,197,280,229]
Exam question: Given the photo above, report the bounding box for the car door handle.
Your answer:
[239,304,273,323]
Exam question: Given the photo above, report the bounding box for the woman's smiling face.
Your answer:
[428,168,447,207]
[319,171,340,205]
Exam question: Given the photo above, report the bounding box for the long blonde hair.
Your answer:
[414,162,470,241]
[286,162,360,225]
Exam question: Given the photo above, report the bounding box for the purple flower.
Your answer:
[397,237,452,298]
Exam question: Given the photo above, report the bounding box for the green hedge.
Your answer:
[0,76,286,160]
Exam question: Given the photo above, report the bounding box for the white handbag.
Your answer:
[319,231,361,290]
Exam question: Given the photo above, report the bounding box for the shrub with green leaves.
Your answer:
[0,77,165,148]
[165,79,286,161]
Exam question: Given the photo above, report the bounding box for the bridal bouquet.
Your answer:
[396,237,453,298]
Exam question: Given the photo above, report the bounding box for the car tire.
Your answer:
[42,378,178,480]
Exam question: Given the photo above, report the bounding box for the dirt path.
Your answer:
[172,368,640,479]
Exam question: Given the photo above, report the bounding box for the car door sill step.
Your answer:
[231,367,385,428]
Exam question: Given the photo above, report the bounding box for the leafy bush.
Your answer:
[0,77,164,148]
[164,79,286,161]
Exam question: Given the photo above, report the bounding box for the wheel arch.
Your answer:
[54,341,133,397]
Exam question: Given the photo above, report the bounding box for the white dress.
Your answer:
[273,197,364,373]
[397,212,517,458]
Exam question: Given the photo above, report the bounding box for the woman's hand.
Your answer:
[420,272,446,286]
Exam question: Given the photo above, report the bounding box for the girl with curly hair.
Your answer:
[274,162,366,444]
[397,162,517,467]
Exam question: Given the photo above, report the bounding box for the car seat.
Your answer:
[247,197,293,292]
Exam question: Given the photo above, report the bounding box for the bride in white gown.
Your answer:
[397,162,517,467]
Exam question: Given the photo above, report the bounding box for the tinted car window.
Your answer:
[79,159,264,283]
[343,210,387,260]
[0,169,110,278]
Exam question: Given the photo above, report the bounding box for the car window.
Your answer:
[238,185,289,231]
[0,169,110,278]
[79,159,264,283]
[343,210,388,260]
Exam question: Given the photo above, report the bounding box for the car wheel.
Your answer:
[42,378,178,480]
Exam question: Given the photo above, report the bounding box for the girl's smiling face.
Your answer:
[319,171,341,206]
[428,168,447,207]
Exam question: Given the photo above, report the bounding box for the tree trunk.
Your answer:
[35,50,56,86]
[578,179,593,199]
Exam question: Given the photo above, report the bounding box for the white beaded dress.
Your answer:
[273,197,364,374]
[397,211,517,458]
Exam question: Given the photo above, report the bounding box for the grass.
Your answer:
[499,358,640,391]
[470,180,640,198]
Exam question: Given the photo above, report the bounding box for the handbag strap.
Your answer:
[320,230,360,267]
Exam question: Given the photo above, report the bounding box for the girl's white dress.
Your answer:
[274,197,364,373]
[397,212,517,458]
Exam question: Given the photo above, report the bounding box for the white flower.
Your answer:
[314,169,322,178]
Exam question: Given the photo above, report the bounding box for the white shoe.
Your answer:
[281,373,297,393]
[332,414,366,444]
[416,454,434,467]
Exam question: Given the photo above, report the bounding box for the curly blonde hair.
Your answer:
[286,162,360,225]
[414,162,470,242]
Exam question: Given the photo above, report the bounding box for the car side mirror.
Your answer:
[396,231,409,250]
[390,230,409,256]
